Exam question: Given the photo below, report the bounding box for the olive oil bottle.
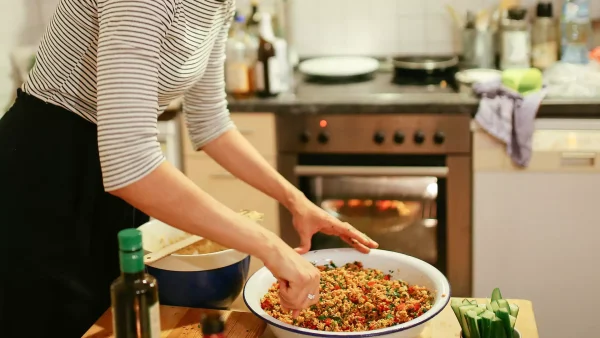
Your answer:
[110,229,161,338]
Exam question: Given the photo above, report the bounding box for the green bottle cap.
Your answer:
[117,228,143,252]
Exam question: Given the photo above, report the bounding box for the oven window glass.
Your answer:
[305,176,446,270]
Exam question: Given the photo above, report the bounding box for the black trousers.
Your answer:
[0,90,149,337]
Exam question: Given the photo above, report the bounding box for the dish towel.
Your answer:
[473,78,548,167]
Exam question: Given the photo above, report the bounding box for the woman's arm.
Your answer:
[95,0,279,266]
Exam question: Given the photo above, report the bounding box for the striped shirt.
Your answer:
[23,0,236,191]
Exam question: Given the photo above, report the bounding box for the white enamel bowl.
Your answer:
[139,219,250,309]
[243,249,451,338]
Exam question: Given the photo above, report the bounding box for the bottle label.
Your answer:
[149,301,161,338]
[225,63,250,93]
[502,31,531,68]
[532,41,558,69]
[254,61,265,91]
[267,57,281,94]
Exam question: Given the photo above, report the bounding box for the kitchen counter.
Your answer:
[165,73,600,118]
[83,298,539,338]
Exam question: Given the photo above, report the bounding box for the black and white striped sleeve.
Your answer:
[183,1,236,151]
[96,0,175,191]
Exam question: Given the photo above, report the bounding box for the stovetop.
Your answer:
[296,72,457,98]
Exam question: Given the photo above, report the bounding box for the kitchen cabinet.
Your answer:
[472,119,600,338]
[180,112,279,279]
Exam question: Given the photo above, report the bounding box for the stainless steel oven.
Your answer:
[277,114,472,296]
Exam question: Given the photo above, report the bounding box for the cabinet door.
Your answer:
[182,113,276,158]
[185,156,280,235]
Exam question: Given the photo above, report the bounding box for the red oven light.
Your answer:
[319,120,328,128]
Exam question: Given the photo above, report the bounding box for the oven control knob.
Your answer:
[373,131,385,144]
[299,130,311,143]
[434,131,445,145]
[393,131,405,144]
[414,130,426,144]
[317,131,330,144]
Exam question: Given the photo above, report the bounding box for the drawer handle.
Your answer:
[239,128,255,136]
[210,171,236,179]
[560,152,596,167]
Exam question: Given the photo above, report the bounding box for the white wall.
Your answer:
[290,0,600,57]
[0,0,58,111]
[1,0,599,109]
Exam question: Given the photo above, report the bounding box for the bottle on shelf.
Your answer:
[500,7,531,70]
[254,12,281,97]
[246,0,261,38]
[560,0,591,64]
[200,313,226,338]
[110,229,161,338]
[225,13,253,98]
[532,2,558,70]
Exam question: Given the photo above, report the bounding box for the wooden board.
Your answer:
[83,306,266,338]
[84,299,538,338]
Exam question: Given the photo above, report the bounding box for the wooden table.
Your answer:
[83,298,539,338]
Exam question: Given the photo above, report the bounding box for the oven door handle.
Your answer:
[294,165,449,177]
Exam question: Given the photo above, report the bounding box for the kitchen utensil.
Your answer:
[143,234,203,264]
[392,55,459,88]
[455,68,502,95]
[139,219,252,309]
[446,4,464,28]
[244,248,451,338]
[462,29,497,69]
[298,56,379,79]
[83,306,267,338]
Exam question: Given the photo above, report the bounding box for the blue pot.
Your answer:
[139,220,251,309]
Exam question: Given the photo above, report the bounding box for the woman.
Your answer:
[0,0,377,336]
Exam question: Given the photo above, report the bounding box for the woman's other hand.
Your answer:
[262,238,321,317]
[290,197,379,254]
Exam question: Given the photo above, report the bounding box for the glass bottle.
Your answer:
[225,14,253,98]
[254,12,280,97]
[532,2,558,70]
[501,7,531,70]
[110,229,161,338]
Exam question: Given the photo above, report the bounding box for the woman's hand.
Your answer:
[262,236,321,317]
[290,197,379,254]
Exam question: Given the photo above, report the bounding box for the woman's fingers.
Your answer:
[277,266,320,317]
[341,223,378,249]
[341,235,371,253]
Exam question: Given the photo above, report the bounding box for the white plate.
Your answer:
[455,68,502,85]
[298,56,380,78]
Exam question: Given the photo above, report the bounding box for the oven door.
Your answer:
[296,156,447,273]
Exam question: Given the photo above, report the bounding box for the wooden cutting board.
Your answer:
[84,299,538,338]
[82,306,266,338]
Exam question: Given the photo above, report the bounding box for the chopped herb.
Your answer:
[318,315,327,320]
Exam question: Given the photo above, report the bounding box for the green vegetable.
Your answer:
[452,288,519,338]
[491,288,503,302]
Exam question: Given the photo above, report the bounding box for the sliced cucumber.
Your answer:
[496,308,513,338]
[463,299,472,304]
[497,299,509,311]
[470,299,478,305]
[466,310,482,338]
[491,317,507,338]
[477,304,487,310]
[459,305,476,337]
[490,300,500,313]
[486,302,494,312]
[491,288,503,302]
[480,311,495,338]
[452,299,463,319]
[509,315,517,330]
[509,303,519,317]
[473,307,486,316]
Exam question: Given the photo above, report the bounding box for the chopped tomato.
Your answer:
[325,318,332,326]
[408,286,415,294]
[397,303,405,311]
[367,281,376,286]
[334,285,341,290]
[260,299,272,309]
[413,303,421,311]
[383,274,391,280]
